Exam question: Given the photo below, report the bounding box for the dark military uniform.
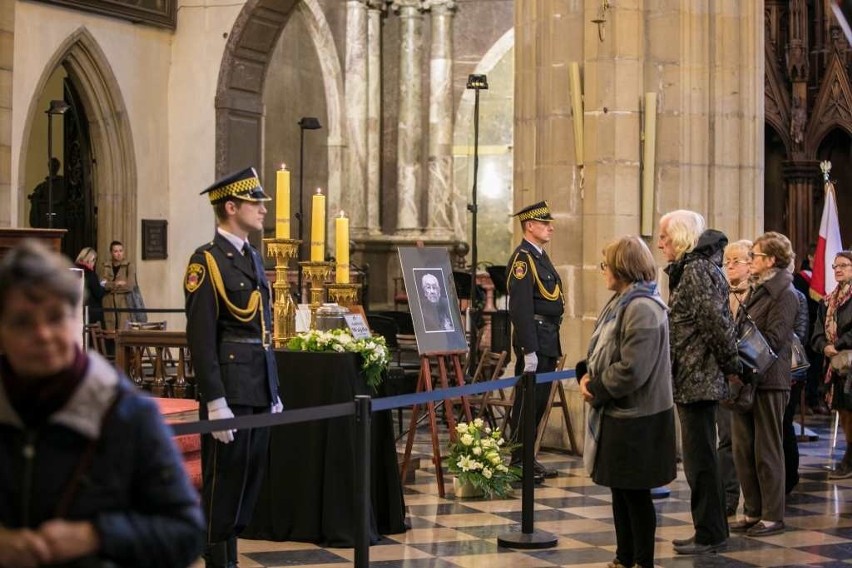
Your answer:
[506,202,564,462]
[185,168,279,568]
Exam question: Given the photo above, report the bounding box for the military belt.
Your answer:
[533,314,562,326]
[221,334,271,345]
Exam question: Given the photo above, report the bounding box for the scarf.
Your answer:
[826,281,852,344]
[0,348,89,428]
[728,280,749,315]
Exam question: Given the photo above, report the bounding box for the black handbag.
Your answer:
[722,381,757,413]
[790,333,810,375]
[736,309,777,376]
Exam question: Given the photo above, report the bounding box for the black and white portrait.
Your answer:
[414,269,455,333]
[398,247,467,355]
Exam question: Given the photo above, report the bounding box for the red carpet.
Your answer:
[154,397,202,490]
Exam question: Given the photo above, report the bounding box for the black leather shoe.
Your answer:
[509,461,544,485]
[203,542,229,568]
[671,535,694,547]
[673,540,726,555]
[533,459,558,478]
[746,520,784,537]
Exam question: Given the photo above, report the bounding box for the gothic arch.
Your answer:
[764,43,792,156]
[805,51,852,157]
[215,0,344,204]
[18,27,136,259]
[451,28,514,241]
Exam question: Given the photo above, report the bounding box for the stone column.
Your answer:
[424,0,455,238]
[0,2,13,225]
[345,0,369,233]
[393,0,423,235]
[784,160,820,263]
[366,0,384,235]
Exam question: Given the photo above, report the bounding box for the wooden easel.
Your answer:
[400,350,473,497]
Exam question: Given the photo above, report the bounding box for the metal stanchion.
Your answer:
[498,372,557,549]
[354,395,372,567]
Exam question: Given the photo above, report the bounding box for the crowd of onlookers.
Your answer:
[581,210,852,568]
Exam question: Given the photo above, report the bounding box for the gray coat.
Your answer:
[737,268,797,391]
[666,230,742,404]
[586,283,677,489]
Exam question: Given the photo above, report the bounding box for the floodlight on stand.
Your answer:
[45,99,71,229]
[296,116,322,299]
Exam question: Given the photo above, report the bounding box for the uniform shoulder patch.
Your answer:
[185,263,206,293]
[512,260,528,279]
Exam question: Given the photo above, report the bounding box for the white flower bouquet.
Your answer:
[287,329,390,390]
[446,418,519,498]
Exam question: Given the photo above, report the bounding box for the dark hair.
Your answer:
[837,250,852,264]
[109,240,123,251]
[0,240,81,317]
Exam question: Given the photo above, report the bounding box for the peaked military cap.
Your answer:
[201,167,272,204]
[513,200,554,222]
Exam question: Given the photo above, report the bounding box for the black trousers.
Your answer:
[678,401,728,545]
[612,488,657,568]
[200,404,271,543]
[509,350,557,455]
[782,380,804,493]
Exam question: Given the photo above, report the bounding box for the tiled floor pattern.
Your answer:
[229,413,851,567]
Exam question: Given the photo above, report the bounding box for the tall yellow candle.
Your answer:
[310,188,326,261]
[275,164,290,239]
[335,211,350,283]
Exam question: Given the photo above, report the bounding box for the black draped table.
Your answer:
[242,350,407,546]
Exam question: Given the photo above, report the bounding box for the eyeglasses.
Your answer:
[725,259,749,266]
[749,251,768,259]
[599,261,608,270]
[832,263,852,270]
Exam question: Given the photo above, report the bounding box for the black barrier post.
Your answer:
[498,372,557,549]
[354,395,371,567]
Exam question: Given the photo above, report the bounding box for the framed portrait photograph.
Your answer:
[398,247,467,355]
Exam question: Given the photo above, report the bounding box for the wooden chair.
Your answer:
[392,277,409,311]
[86,322,116,363]
[534,354,579,455]
[473,349,512,431]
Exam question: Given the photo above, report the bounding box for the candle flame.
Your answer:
[280,163,287,170]
[315,187,323,195]
[338,210,346,218]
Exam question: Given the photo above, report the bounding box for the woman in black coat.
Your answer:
[75,247,106,327]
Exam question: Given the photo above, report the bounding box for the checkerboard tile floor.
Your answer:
[221,413,852,567]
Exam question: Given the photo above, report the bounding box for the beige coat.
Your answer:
[102,261,135,331]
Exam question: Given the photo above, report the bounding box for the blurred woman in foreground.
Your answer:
[0,240,203,568]
[579,236,676,568]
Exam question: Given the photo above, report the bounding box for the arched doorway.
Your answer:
[817,128,852,248]
[19,28,136,263]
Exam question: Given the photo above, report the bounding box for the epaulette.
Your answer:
[194,241,215,254]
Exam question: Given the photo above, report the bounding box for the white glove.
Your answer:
[271,396,283,414]
[523,352,538,373]
[207,398,236,444]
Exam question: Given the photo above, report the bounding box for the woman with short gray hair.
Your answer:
[658,210,741,555]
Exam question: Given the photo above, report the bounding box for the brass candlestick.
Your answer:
[263,238,301,348]
[327,283,362,308]
[299,261,334,329]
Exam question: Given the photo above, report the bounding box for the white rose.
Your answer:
[482,467,493,479]
[461,433,474,446]
[473,446,482,456]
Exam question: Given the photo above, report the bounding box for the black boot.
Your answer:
[227,536,239,568]
[203,541,228,568]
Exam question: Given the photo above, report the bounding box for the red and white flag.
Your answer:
[810,172,844,300]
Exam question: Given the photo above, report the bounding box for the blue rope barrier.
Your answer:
[169,369,577,436]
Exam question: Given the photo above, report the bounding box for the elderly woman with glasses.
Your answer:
[579,236,676,568]
[0,241,203,568]
[811,250,852,479]
[730,232,798,537]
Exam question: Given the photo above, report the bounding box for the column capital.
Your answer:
[391,0,422,13]
[365,0,386,10]
[423,0,456,11]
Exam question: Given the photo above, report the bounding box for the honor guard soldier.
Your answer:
[185,167,283,568]
[507,201,564,481]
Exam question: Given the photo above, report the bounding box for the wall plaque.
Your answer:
[141,219,168,260]
[35,0,177,30]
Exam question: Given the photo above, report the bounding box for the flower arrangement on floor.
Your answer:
[286,329,390,390]
[446,418,520,498]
